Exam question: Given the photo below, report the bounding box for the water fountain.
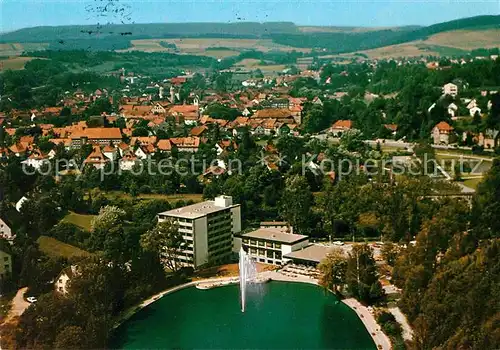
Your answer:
[239,247,257,312]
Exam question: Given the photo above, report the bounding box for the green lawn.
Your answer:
[103,191,203,203]
[36,236,92,259]
[62,212,95,231]
[462,177,484,190]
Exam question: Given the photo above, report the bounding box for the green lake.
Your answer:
[113,281,376,349]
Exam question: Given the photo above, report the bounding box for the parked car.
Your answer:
[333,241,344,246]
[26,297,37,303]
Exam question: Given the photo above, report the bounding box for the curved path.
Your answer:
[3,287,30,324]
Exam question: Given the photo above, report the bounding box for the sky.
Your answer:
[1,0,499,32]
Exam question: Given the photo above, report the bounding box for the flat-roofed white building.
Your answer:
[241,228,309,265]
[284,244,335,267]
[158,195,241,269]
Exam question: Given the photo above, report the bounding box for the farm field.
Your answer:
[0,42,49,56]
[103,191,204,203]
[425,29,500,50]
[0,57,40,70]
[123,38,310,56]
[36,236,92,259]
[62,212,96,231]
[359,29,500,58]
[462,177,484,190]
[233,58,286,74]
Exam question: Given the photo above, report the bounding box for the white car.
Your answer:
[333,241,344,246]
[26,297,37,303]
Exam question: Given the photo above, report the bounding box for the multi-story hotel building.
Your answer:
[240,228,309,265]
[157,195,241,269]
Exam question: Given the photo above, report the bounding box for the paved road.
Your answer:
[3,287,30,324]
[388,306,414,341]
[343,298,392,350]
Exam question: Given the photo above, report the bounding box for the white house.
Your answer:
[119,150,139,171]
[432,121,454,145]
[55,265,79,294]
[0,218,13,241]
[447,103,458,117]
[103,145,118,161]
[466,99,477,109]
[443,83,458,97]
[469,106,482,117]
[15,196,28,212]
[22,150,49,170]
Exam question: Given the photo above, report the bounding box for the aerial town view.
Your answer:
[0,0,499,349]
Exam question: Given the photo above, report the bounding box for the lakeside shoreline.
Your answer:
[113,270,391,350]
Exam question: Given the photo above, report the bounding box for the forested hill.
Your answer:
[0,22,300,42]
[0,15,498,53]
[269,15,500,52]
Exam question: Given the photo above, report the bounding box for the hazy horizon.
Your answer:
[1,0,499,33]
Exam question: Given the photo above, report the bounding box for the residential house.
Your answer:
[151,102,170,114]
[135,144,155,160]
[103,145,118,161]
[130,136,157,147]
[84,145,110,169]
[432,121,454,145]
[190,125,208,137]
[147,117,167,130]
[70,128,122,148]
[169,137,201,153]
[119,105,154,119]
[261,98,290,109]
[469,106,482,117]
[329,120,353,136]
[0,147,12,159]
[252,108,300,125]
[9,143,28,157]
[156,139,174,153]
[447,103,458,118]
[49,138,72,150]
[55,265,79,294]
[15,196,28,212]
[443,83,458,97]
[384,124,398,136]
[22,149,49,170]
[117,142,130,157]
[200,165,226,182]
[168,105,199,125]
[312,96,323,106]
[0,217,14,241]
[478,129,499,149]
[215,140,238,156]
[119,150,139,171]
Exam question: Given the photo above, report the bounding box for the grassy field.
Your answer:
[36,236,92,259]
[123,38,310,56]
[359,29,500,58]
[0,56,38,70]
[234,58,287,74]
[425,29,500,50]
[463,177,484,190]
[0,43,48,56]
[103,191,203,203]
[62,212,95,231]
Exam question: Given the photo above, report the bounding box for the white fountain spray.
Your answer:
[239,247,257,312]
